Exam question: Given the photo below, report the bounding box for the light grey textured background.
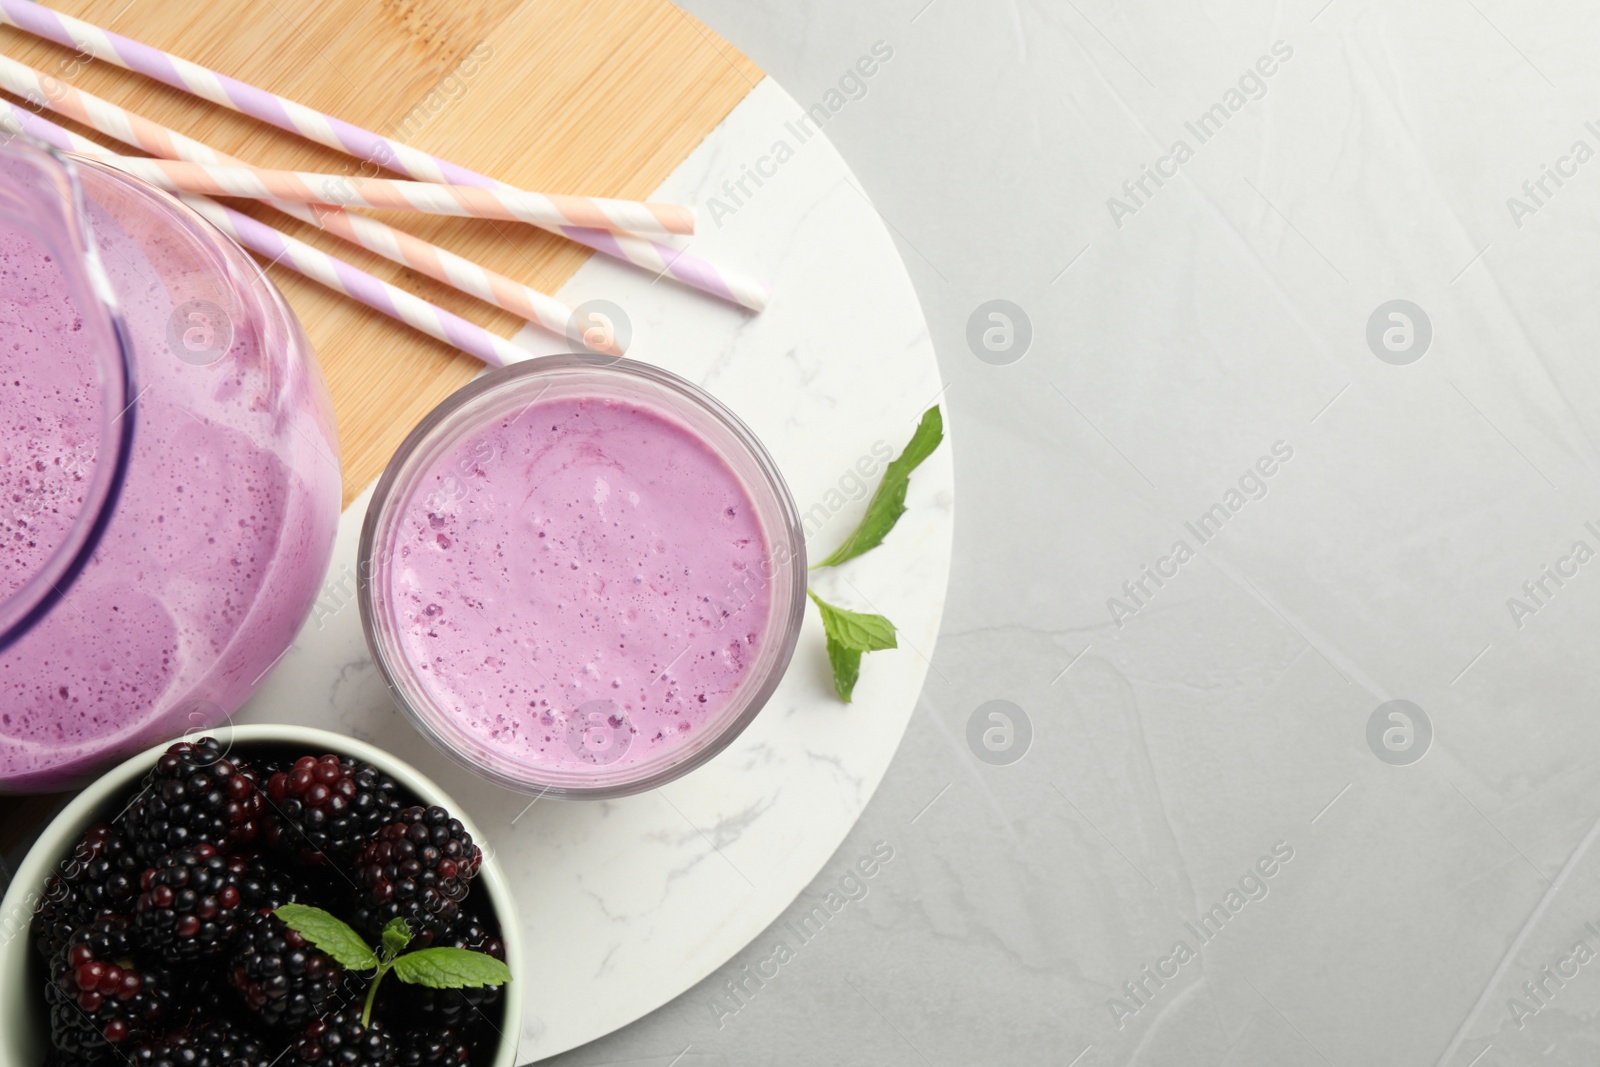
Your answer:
[545,2,1600,1064]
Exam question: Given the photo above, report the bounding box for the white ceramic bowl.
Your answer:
[0,725,523,1067]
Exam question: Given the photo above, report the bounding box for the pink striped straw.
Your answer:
[0,0,772,312]
[57,152,695,236]
[0,54,617,352]
[0,98,543,368]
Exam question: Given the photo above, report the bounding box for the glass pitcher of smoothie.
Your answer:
[0,142,340,792]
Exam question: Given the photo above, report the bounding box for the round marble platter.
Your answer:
[237,77,953,1061]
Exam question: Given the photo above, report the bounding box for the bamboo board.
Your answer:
[0,0,760,831]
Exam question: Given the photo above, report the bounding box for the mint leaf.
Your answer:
[392,947,512,990]
[808,590,896,652]
[809,591,895,702]
[815,406,943,569]
[825,635,863,703]
[381,918,412,960]
[274,904,379,971]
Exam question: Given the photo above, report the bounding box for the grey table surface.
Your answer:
[546,2,1600,1064]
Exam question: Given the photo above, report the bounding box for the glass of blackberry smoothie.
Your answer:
[359,356,806,798]
[0,144,340,792]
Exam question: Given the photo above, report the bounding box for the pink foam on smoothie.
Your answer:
[390,396,772,773]
[0,174,337,790]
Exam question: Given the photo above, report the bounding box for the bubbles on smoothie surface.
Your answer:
[0,225,105,599]
[393,396,773,770]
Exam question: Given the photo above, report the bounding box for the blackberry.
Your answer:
[46,917,179,1057]
[394,1026,472,1067]
[264,755,402,866]
[297,1007,396,1067]
[34,823,141,956]
[230,909,346,1029]
[128,1016,277,1067]
[382,915,503,1030]
[134,844,243,961]
[123,738,264,862]
[170,973,242,1030]
[33,908,79,965]
[350,807,481,946]
[229,850,323,911]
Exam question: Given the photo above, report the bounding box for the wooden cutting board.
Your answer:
[0,0,762,507]
[0,0,760,830]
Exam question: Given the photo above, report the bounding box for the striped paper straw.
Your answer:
[0,56,617,353]
[62,152,695,236]
[0,0,772,311]
[178,197,539,368]
[0,99,540,368]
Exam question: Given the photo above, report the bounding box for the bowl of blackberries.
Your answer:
[0,725,522,1067]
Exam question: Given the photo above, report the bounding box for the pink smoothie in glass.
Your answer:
[0,167,338,791]
[388,396,772,772]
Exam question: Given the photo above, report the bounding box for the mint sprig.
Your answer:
[275,906,510,1027]
[809,590,896,704]
[808,592,898,652]
[808,405,943,702]
[824,630,862,701]
[380,917,413,960]
[274,903,378,971]
[812,588,902,703]
[393,947,514,989]
[813,406,943,569]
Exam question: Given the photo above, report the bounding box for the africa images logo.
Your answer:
[1106,441,1294,628]
[1106,41,1295,229]
[708,841,896,1028]
[704,41,895,228]
[1107,841,1295,1029]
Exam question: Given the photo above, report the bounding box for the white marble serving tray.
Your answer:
[236,77,952,1061]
